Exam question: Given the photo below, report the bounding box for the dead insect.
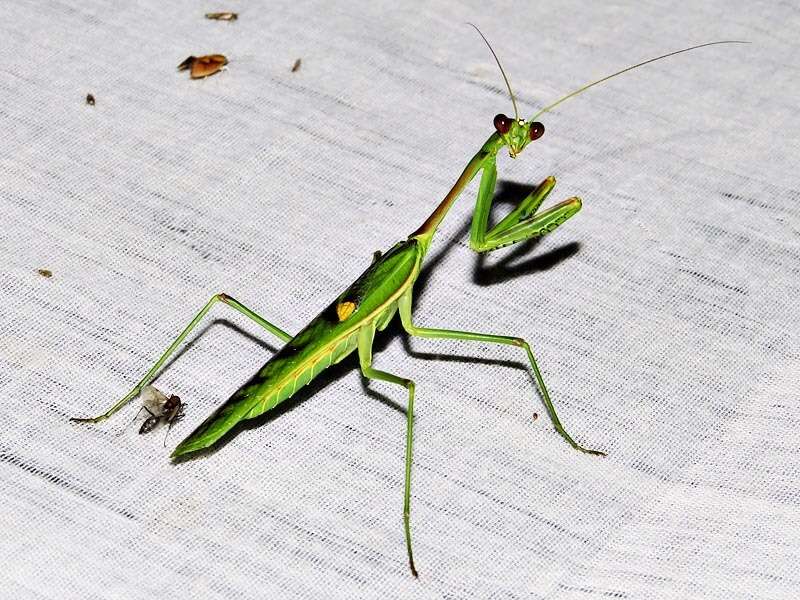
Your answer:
[178,54,228,79]
[291,58,301,72]
[532,412,539,421]
[133,385,186,446]
[85,93,95,106]
[205,12,237,21]
[36,268,53,278]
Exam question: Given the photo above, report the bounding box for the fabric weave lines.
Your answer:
[1,1,798,598]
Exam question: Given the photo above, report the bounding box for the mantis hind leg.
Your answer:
[71,293,293,424]
[398,290,604,456]
[469,159,581,252]
[357,326,419,577]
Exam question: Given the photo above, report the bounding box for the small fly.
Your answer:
[132,385,186,446]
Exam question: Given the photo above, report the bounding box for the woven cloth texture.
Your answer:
[1,1,798,598]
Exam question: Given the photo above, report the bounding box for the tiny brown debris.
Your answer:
[291,58,301,73]
[532,412,538,421]
[85,93,95,106]
[205,12,238,21]
[36,268,53,278]
[178,54,228,79]
[177,56,195,71]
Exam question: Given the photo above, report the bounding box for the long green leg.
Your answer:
[357,326,418,577]
[398,291,604,456]
[71,293,292,423]
[468,159,581,253]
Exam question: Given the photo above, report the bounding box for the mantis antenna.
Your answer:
[530,40,750,121]
[469,23,521,122]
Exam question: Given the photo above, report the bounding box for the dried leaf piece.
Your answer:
[177,56,196,71]
[178,54,229,79]
[205,12,237,21]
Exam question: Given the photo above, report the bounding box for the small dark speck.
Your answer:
[678,268,747,295]
[189,244,210,259]
[558,584,628,598]
[283,343,302,357]
[0,451,135,520]
[165,223,188,234]
[532,412,538,421]
[721,190,774,211]
[631,460,670,482]
[86,93,95,106]
[36,268,53,278]
[291,58,302,73]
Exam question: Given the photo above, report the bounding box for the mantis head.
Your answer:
[471,23,748,161]
[469,24,543,159]
[492,114,545,159]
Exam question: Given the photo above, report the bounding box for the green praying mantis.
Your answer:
[72,31,747,577]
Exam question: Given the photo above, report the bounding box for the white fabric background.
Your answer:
[1,1,798,598]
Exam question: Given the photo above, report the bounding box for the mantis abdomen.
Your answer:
[171,240,422,456]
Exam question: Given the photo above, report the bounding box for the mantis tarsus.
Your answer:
[72,33,747,577]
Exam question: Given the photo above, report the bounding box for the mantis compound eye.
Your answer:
[493,113,512,135]
[529,121,545,140]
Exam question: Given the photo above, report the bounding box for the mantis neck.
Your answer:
[410,134,501,252]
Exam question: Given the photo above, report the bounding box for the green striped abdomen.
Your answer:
[243,328,360,419]
[171,239,421,458]
[170,318,361,457]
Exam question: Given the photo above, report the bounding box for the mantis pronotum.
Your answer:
[72,32,746,576]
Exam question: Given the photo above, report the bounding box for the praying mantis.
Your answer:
[71,32,746,577]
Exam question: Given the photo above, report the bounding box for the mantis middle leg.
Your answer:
[398,290,604,456]
[357,326,419,577]
[71,293,292,423]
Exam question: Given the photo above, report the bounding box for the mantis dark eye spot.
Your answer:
[529,121,545,140]
[493,113,512,135]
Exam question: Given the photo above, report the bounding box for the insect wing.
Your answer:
[139,385,169,415]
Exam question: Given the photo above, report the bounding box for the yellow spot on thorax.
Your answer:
[336,301,356,322]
